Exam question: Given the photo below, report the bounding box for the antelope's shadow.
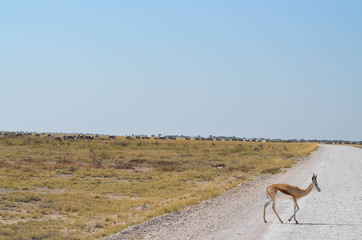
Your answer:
[287,222,355,227]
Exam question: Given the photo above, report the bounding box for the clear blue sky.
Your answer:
[1,1,362,140]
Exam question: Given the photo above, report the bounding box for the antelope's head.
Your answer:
[312,173,321,192]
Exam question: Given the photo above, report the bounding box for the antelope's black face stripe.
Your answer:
[313,181,321,192]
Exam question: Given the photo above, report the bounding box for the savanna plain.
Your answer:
[0,134,317,239]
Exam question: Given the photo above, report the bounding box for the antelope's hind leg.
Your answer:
[263,199,271,223]
[272,201,283,223]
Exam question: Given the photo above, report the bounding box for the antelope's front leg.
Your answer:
[293,204,299,224]
[288,198,299,224]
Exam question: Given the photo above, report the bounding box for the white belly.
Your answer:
[276,190,294,201]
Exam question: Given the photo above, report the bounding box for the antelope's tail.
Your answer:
[265,189,269,199]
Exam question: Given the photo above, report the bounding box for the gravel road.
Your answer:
[104,145,362,240]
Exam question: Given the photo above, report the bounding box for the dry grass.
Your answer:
[0,134,318,239]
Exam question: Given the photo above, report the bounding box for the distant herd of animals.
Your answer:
[1,132,361,145]
[0,132,107,142]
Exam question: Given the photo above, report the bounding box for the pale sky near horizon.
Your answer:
[1,1,362,140]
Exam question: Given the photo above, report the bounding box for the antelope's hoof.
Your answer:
[280,221,283,224]
[295,221,299,224]
[264,220,267,223]
[288,218,292,222]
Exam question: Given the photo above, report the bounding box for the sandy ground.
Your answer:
[104,145,362,240]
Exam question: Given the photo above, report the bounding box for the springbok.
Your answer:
[208,162,226,171]
[263,174,321,224]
